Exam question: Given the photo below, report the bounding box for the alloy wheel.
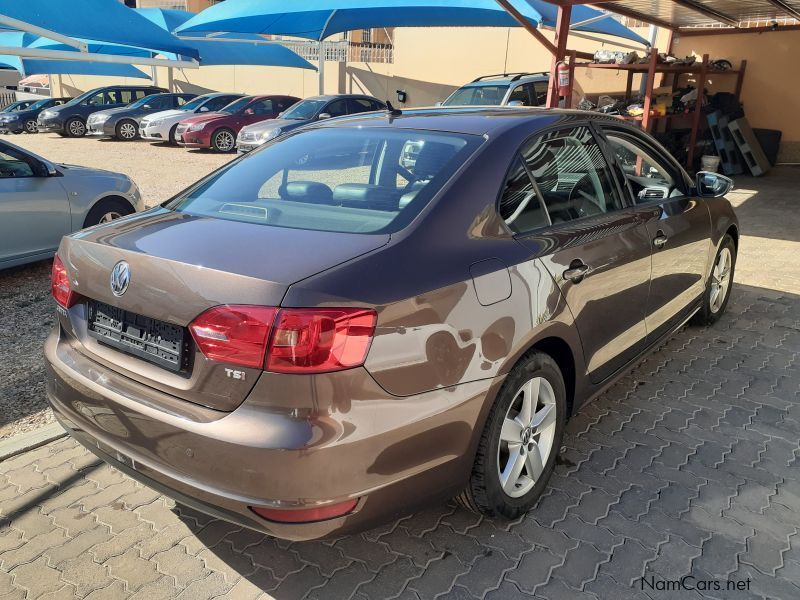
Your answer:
[24,120,36,133]
[98,211,122,223]
[69,120,85,136]
[119,122,137,140]
[497,376,558,498]
[710,247,732,314]
[214,130,235,152]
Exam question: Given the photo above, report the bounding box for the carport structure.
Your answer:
[497,0,800,107]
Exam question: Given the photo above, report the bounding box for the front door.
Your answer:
[0,144,69,263]
[600,126,711,342]
[509,125,653,383]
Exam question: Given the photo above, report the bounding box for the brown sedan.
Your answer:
[45,107,738,540]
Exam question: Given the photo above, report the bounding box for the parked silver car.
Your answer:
[0,139,142,269]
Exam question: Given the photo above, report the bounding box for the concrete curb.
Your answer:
[0,423,67,461]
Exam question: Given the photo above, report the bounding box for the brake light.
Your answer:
[189,305,277,369]
[51,255,75,308]
[266,308,376,374]
[189,305,377,372]
[250,498,359,523]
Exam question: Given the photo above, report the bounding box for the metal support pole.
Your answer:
[318,40,325,95]
[546,5,571,108]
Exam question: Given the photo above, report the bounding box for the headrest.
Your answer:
[278,181,333,204]
[333,184,398,211]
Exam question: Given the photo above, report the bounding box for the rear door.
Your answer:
[0,143,69,263]
[510,125,654,383]
[599,125,711,342]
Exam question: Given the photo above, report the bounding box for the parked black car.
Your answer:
[37,85,167,137]
[87,93,197,140]
[0,100,38,114]
[0,97,71,134]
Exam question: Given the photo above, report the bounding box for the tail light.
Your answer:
[190,306,277,369]
[250,498,359,523]
[189,306,376,373]
[266,308,376,373]
[51,255,76,308]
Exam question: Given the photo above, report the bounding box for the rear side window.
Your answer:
[348,98,375,114]
[166,128,481,234]
[499,157,549,233]
[521,126,623,225]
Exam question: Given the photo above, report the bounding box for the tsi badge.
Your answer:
[110,261,130,296]
[225,368,246,381]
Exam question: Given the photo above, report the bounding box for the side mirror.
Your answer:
[41,160,57,176]
[434,101,443,107]
[507,100,524,107]
[695,171,733,198]
[318,112,332,120]
[199,106,210,112]
[278,111,285,117]
[142,104,152,110]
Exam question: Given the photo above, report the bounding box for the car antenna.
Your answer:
[385,101,402,117]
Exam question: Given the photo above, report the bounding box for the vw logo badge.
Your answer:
[110,261,130,297]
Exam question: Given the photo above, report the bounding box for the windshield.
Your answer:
[180,95,209,111]
[166,127,481,234]
[64,88,101,106]
[444,84,509,106]
[219,97,251,114]
[282,99,326,120]
[127,95,160,109]
[28,99,52,110]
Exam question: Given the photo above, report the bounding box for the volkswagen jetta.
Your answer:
[45,107,738,540]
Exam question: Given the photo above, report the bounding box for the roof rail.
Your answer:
[471,72,549,83]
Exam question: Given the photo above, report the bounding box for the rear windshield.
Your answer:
[166,127,481,234]
[444,84,509,106]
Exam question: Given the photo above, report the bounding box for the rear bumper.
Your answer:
[45,326,494,540]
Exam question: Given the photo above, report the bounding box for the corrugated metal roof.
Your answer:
[596,0,800,31]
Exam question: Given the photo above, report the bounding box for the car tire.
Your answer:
[168,124,179,145]
[459,351,566,519]
[115,119,138,141]
[11,130,21,135]
[83,197,135,228]
[24,120,37,134]
[65,117,86,138]
[211,128,236,153]
[693,234,736,326]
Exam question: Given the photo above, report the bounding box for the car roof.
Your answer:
[303,94,382,102]
[312,106,620,136]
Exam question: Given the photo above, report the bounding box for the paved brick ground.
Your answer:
[1,283,798,599]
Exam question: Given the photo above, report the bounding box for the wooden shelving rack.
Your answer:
[568,49,747,170]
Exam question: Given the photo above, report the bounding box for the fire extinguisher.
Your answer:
[556,61,570,97]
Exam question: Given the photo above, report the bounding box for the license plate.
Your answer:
[88,300,188,372]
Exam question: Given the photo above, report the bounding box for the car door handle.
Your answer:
[653,234,668,249]
[563,262,589,283]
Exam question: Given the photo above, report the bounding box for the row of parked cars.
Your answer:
[8,84,388,153]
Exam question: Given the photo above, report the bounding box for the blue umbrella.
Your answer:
[175,0,647,45]
[137,9,316,69]
[0,0,199,59]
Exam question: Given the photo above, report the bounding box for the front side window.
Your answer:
[605,132,680,203]
[0,146,36,178]
[166,128,480,234]
[518,126,623,226]
[203,95,239,112]
[507,85,531,106]
[348,98,374,114]
[85,91,109,106]
[324,100,348,117]
[248,99,274,115]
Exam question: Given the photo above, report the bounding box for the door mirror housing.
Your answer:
[695,171,733,198]
[507,100,524,107]
[318,112,332,120]
[199,106,210,112]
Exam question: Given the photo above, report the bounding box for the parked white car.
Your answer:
[139,92,243,144]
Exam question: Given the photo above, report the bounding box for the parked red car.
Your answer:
[176,95,299,152]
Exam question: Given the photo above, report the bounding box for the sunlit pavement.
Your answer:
[1,168,798,599]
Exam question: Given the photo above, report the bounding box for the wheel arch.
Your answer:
[82,194,136,228]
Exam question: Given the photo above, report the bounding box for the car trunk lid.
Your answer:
[59,208,389,411]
